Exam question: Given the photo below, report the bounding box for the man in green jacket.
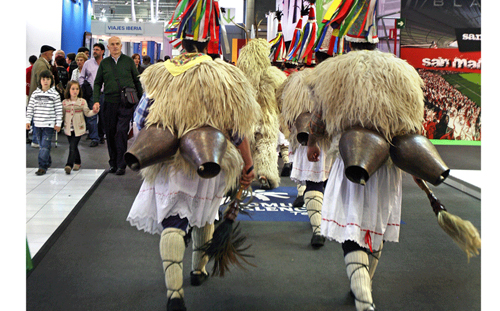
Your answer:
[93,36,143,175]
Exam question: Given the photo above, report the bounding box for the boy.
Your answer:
[26,70,63,175]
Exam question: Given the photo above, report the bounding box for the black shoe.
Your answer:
[311,234,325,249]
[26,138,32,144]
[89,141,99,147]
[190,271,209,286]
[292,195,304,207]
[35,168,46,176]
[115,168,126,175]
[166,297,186,311]
[280,162,292,177]
[99,138,105,144]
[109,167,117,173]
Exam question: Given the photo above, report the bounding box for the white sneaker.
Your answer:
[31,142,39,148]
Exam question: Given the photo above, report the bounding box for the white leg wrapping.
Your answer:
[304,190,323,235]
[280,145,289,163]
[297,184,306,197]
[369,241,383,281]
[160,228,186,300]
[191,224,214,274]
[345,250,375,311]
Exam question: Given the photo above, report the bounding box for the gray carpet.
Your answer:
[26,133,481,311]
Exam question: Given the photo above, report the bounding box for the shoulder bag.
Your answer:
[111,61,139,108]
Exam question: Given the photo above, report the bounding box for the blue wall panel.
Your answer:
[61,0,92,54]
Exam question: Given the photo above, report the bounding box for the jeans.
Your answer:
[98,94,106,140]
[31,124,39,144]
[85,114,99,142]
[35,127,54,170]
[66,132,81,167]
[85,97,99,143]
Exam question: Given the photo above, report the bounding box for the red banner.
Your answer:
[400,48,481,73]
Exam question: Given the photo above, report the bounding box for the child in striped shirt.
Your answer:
[26,70,63,176]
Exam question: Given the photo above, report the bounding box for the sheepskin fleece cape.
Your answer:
[305,50,424,142]
[236,39,287,188]
[139,56,261,192]
[280,68,331,153]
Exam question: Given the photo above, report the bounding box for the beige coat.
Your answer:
[62,98,97,136]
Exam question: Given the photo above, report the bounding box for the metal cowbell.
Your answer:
[390,134,450,186]
[179,126,228,178]
[124,124,180,171]
[294,112,312,146]
[339,127,390,185]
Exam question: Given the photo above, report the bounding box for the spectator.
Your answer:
[140,55,152,71]
[55,50,67,68]
[61,80,100,174]
[78,47,90,59]
[29,45,56,148]
[67,52,77,78]
[71,52,88,82]
[55,55,69,91]
[26,70,62,176]
[132,53,143,74]
[79,43,106,146]
[93,36,143,175]
[26,55,37,144]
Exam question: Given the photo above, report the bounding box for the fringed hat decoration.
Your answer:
[295,0,318,65]
[269,10,288,64]
[314,0,378,55]
[285,2,309,63]
[165,0,226,52]
[345,0,378,43]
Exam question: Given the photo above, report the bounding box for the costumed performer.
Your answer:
[280,66,334,248]
[236,38,287,189]
[305,1,424,309]
[126,1,261,310]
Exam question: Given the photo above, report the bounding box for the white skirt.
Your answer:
[321,157,403,250]
[290,145,333,184]
[127,167,225,235]
[277,131,290,147]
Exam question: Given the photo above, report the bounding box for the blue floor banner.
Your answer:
[225,186,310,222]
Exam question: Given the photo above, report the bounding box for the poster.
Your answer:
[400,0,481,142]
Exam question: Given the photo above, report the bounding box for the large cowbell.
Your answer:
[339,127,390,185]
[124,124,180,171]
[390,134,450,186]
[294,112,312,146]
[179,126,228,179]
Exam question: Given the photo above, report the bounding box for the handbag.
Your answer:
[111,62,139,108]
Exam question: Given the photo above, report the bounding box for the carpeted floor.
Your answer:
[26,132,481,311]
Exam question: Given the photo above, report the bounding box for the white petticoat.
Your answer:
[290,145,333,184]
[321,157,402,250]
[277,131,290,147]
[127,167,225,235]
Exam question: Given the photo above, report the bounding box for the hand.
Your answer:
[54,126,61,132]
[93,102,100,113]
[307,143,321,162]
[26,123,30,130]
[239,165,255,189]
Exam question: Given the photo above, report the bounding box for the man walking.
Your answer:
[79,43,106,146]
[93,36,143,175]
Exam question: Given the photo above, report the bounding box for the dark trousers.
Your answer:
[66,132,81,167]
[103,101,134,169]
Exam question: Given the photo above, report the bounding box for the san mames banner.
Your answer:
[400,48,480,74]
